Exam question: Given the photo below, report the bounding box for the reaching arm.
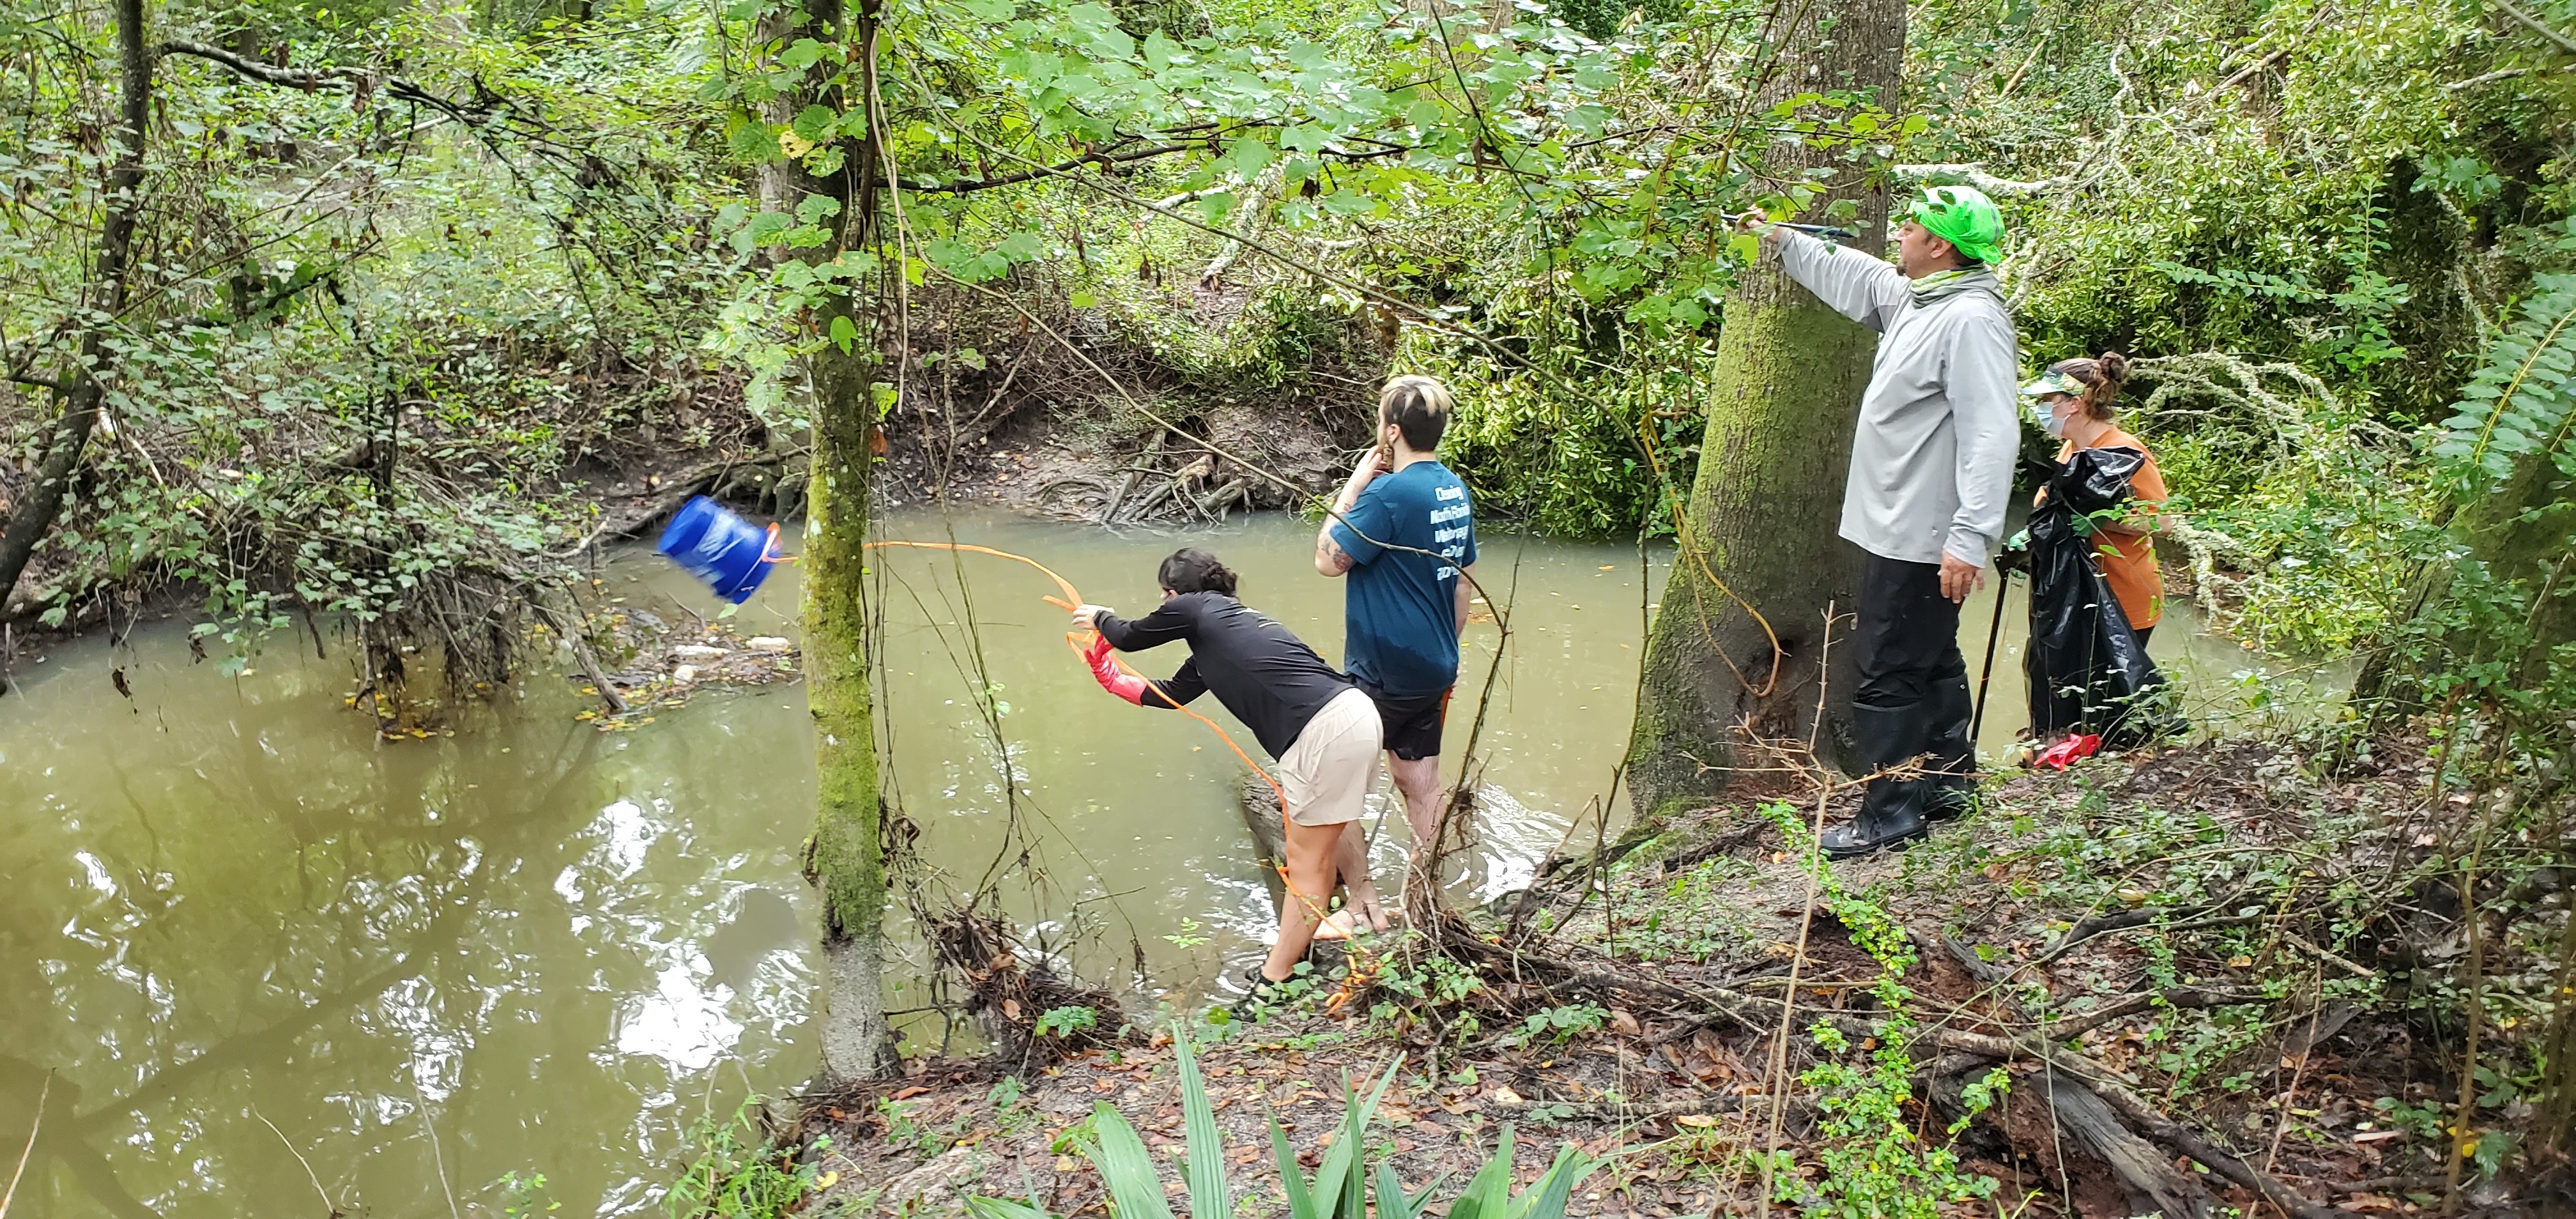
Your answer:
[1092,598,1196,651]
[1080,632,1204,708]
[1772,229,1912,332]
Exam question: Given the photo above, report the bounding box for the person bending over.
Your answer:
[1315,375,1477,888]
[1071,548,1386,1012]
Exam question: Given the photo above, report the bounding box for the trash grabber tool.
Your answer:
[1972,570,2012,742]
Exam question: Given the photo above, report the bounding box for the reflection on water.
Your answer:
[0,507,1665,1216]
[0,632,820,1217]
[0,504,2338,1216]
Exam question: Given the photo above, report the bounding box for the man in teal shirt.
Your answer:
[1315,376,1478,900]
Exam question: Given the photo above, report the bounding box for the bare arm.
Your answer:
[1453,565,1475,632]
[1315,448,1386,578]
[1315,530,1353,577]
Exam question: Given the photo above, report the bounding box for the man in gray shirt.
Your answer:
[1744,185,2020,857]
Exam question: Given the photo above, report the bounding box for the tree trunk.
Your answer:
[0,0,151,607]
[778,0,900,1084]
[2459,455,2576,683]
[1625,0,1905,817]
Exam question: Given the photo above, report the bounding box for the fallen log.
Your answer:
[1098,429,1165,523]
[1917,1025,2340,1219]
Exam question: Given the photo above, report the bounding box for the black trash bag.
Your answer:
[2023,446,2177,748]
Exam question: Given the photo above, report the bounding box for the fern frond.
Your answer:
[2437,272,2576,494]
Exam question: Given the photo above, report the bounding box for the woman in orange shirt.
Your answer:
[2023,352,2168,643]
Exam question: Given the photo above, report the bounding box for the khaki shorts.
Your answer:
[1277,687,1384,827]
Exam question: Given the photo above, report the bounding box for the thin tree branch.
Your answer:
[912,143,1191,194]
[2496,0,2576,56]
[154,39,365,89]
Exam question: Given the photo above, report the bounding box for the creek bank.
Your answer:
[733,732,2549,1218]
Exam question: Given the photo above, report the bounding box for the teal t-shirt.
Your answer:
[1329,461,1476,696]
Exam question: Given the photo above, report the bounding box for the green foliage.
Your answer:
[2437,273,2576,491]
[493,1170,563,1217]
[3,0,747,666]
[1762,802,2005,1218]
[967,1024,1601,1219]
[666,1099,833,1218]
[1502,1002,1609,1049]
[1033,1004,1100,1039]
[1364,931,1485,1030]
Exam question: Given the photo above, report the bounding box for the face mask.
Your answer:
[2030,399,2069,438]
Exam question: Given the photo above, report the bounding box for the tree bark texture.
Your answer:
[2459,454,2575,683]
[787,0,900,1084]
[0,0,151,606]
[1626,0,1905,816]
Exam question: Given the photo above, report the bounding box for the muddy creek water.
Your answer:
[0,506,2326,1216]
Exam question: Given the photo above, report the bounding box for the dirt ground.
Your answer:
[770,735,2551,1218]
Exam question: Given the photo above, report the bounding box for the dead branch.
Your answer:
[1917,1025,2340,1219]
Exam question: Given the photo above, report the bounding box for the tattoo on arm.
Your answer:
[1315,531,1353,577]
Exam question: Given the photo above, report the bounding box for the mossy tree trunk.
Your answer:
[1625,0,1905,817]
[0,0,149,607]
[767,0,900,1084]
[2458,456,2576,684]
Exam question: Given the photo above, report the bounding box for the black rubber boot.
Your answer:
[1820,701,1930,859]
[1922,676,1978,822]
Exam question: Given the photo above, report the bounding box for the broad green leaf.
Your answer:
[795,192,842,226]
[1081,1102,1177,1219]
[1445,1126,1514,1219]
[1229,137,1274,182]
[791,104,838,142]
[778,38,831,70]
[963,1197,1057,1219]
[1171,1031,1232,1219]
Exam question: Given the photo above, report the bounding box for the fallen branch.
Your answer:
[2021,892,2257,970]
[1098,429,1164,523]
[1919,1025,2340,1219]
[1892,163,2060,195]
[2044,986,2270,1041]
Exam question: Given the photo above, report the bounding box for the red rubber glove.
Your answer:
[1083,633,1149,706]
[2035,733,2102,771]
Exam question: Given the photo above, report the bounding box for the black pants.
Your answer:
[1854,553,1968,709]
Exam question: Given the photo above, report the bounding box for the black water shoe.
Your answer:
[1231,965,1291,1020]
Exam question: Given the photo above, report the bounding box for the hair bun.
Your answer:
[2096,350,2131,385]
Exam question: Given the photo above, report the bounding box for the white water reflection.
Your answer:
[617,962,745,1073]
[0,503,2340,1218]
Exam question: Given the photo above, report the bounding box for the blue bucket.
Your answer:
[656,496,781,604]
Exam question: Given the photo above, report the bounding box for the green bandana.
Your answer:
[1908,184,2005,264]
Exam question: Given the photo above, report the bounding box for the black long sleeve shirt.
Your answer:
[1095,592,1354,759]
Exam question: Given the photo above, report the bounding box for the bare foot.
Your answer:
[1312,908,1361,941]
[1347,892,1393,933]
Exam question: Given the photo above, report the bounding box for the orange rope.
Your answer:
[863,539,1288,816]
[868,538,1379,993]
